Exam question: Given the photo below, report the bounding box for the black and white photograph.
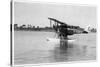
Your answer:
[11,0,97,66]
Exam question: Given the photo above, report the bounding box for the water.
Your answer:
[14,31,96,65]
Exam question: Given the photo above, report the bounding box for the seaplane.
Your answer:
[46,17,76,43]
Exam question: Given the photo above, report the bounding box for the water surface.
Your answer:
[14,31,96,65]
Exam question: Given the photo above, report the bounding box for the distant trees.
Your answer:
[14,24,53,31]
[22,25,26,28]
[14,24,18,29]
[14,24,96,33]
[13,24,84,33]
[87,26,97,33]
[14,24,33,31]
[91,28,96,32]
[89,28,97,33]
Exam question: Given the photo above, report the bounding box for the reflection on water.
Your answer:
[14,31,96,65]
[52,41,89,62]
[60,41,68,50]
[52,41,69,62]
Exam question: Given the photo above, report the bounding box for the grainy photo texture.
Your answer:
[11,0,97,66]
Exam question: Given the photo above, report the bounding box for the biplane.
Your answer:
[47,17,75,42]
[48,17,74,38]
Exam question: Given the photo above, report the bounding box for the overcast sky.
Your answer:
[14,1,96,28]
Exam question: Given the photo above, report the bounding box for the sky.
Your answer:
[14,1,97,28]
